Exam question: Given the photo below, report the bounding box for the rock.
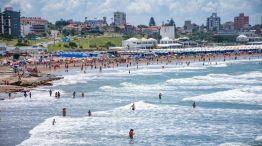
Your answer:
[10,80,22,86]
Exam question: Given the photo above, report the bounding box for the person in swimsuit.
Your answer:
[129,129,135,139]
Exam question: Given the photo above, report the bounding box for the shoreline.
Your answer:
[0,51,261,96]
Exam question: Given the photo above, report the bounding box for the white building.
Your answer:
[236,35,249,43]
[114,12,126,26]
[158,37,182,49]
[160,25,176,40]
[207,13,220,32]
[21,17,48,36]
[122,37,157,50]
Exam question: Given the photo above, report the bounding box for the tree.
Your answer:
[149,32,161,40]
[69,42,78,48]
[55,19,70,30]
[48,22,56,30]
[104,41,115,49]
[137,25,148,28]
[169,18,175,26]
[149,17,156,26]
[26,33,36,40]
[62,29,70,36]
[251,24,262,34]
[70,29,76,36]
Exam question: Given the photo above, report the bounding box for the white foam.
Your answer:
[183,86,262,105]
[255,135,262,141]
[166,71,261,87]
[114,101,159,111]
[18,102,262,146]
[53,73,99,86]
[218,142,249,146]
[99,82,167,94]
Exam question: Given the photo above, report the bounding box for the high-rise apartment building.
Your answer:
[114,12,126,26]
[206,13,220,32]
[234,13,249,31]
[0,7,20,38]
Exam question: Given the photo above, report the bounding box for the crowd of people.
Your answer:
[1,50,261,142]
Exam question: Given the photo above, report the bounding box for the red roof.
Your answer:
[64,24,89,29]
[20,17,48,23]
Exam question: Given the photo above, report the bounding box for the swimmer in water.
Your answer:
[73,91,76,98]
[49,89,52,96]
[130,103,135,111]
[88,110,92,116]
[52,119,56,125]
[129,129,135,139]
[192,101,196,108]
[159,93,162,100]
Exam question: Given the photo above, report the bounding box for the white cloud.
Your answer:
[0,0,260,25]
[7,0,33,11]
[128,0,153,13]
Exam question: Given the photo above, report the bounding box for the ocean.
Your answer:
[0,56,262,146]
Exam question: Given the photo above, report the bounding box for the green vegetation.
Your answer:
[189,32,214,42]
[0,38,52,46]
[48,34,123,51]
[0,38,18,46]
[149,17,156,26]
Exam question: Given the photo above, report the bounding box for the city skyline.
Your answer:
[0,0,261,26]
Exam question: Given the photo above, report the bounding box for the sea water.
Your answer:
[0,57,262,146]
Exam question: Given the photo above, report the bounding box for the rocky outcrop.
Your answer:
[0,85,30,93]
[0,73,64,93]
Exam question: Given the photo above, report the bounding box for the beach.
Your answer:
[0,49,261,95]
[0,49,262,145]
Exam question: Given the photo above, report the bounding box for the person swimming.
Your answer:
[24,91,27,98]
[57,92,61,98]
[49,89,52,96]
[131,103,135,111]
[129,129,135,139]
[192,101,196,108]
[52,119,56,125]
[88,110,92,116]
[159,93,162,100]
[73,91,76,98]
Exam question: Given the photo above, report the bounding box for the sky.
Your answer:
[0,0,261,27]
